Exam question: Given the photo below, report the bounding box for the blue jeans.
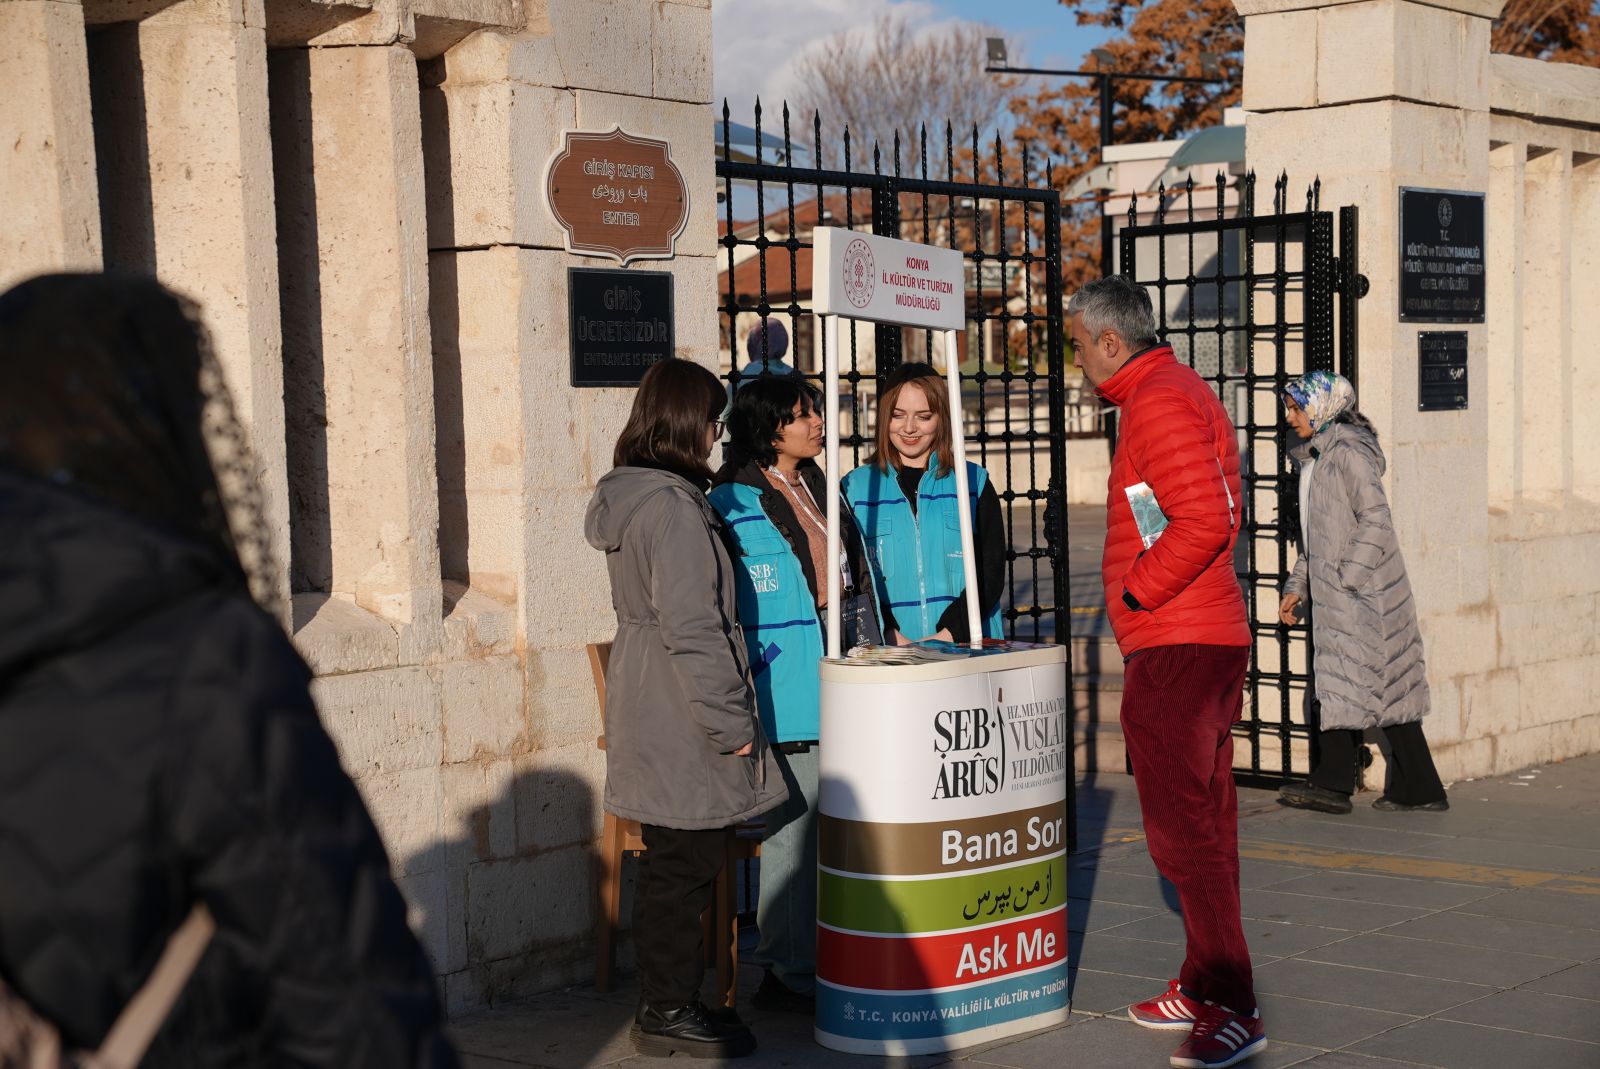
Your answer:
[751,746,818,995]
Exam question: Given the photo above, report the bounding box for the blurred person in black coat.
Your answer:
[0,273,458,1068]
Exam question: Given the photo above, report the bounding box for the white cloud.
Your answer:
[711,0,939,121]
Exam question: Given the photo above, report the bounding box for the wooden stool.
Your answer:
[588,642,761,1009]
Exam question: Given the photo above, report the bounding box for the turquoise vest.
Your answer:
[707,482,825,743]
[842,458,1004,641]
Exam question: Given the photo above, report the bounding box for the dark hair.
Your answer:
[612,359,726,487]
[870,363,955,478]
[725,375,820,470]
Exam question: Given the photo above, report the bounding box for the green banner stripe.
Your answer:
[818,854,1066,935]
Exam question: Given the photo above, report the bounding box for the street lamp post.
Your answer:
[985,40,1227,276]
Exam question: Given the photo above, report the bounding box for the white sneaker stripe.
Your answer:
[1222,1023,1250,1046]
[1159,1003,1180,1020]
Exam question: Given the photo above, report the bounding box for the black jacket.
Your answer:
[0,471,456,1068]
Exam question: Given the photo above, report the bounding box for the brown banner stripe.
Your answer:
[820,801,1069,877]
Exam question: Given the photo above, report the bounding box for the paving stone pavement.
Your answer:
[451,753,1600,1069]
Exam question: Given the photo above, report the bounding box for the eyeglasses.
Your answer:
[711,419,727,437]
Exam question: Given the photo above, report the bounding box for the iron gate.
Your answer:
[717,102,1072,647]
[1118,172,1366,788]
[715,102,1077,852]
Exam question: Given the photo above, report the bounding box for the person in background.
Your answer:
[843,363,1006,645]
[0,273,457,1068]
[585,358,788,1059]
[737,318,799,382]
[708,376,883,1013]
[1277,371,1447,814]
[1068,275,1265,1069]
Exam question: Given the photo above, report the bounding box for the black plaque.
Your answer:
[1399,187,1485,323]
[568,268,675,387]
[1418,331,1468,411]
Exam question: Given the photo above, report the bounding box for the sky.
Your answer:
[711,0,1115,126]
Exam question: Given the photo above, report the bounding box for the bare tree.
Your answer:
[789,13,1018,171]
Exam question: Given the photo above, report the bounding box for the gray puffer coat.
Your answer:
[1284,421,1430,731]
[585,466,789,830]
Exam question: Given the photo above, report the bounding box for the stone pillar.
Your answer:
[271,44,443,659]
[0,0,102,289]
[89,0,291,603]
[1237,0,1501,773]
[417,0,718,1009]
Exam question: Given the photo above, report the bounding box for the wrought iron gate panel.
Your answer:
[1118,172,1363,787]
[717,104,1070,647]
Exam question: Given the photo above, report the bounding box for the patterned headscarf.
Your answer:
[1283,371,1356,434]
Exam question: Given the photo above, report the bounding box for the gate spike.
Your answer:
[1184,174,1195,223]
[893,129,902,178]
[842,123,851,172]
[995,129,1005,185]
[1245,170,1257,218]
[873,140,882,176]
[1127,189,1138,228]
[920,122,929,181]
[720,99,732,159]
[945,120,955,182]
[1313,176,1322,211]
[753,98,764,163]
[781,101,792,165]
[813,108,822,161]
[1216,169,1227,220]
[1156,180,1168,225]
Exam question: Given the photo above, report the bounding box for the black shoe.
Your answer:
[1373,795,1449,811]
[751,969,815,1014]
[631,1001,756,1059]
[1278,780,1353,814]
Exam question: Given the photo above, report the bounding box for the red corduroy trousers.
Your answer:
[1120,643,1256,1014]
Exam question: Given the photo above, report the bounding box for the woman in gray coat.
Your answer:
[584,359,788,1058]
[1275,372,1448,815]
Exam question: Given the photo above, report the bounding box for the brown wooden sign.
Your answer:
[545,127,689,264]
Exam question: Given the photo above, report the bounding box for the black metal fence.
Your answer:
[1119,171,1365,787]
[717,101,1073,645]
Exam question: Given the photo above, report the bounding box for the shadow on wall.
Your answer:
[85,24,157,273]
[266,49,333,594]
[398,767,620,1026]
[419,58,471,595]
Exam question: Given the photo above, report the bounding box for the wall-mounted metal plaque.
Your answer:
[1399,188,1485,323]
[568,268,674,388]
[1418,331,1468,412]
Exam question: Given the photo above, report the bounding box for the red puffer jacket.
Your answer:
[1097,346,1250,656]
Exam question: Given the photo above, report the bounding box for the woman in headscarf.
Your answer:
[0,273,458,1067]
[1276,371,1448,814]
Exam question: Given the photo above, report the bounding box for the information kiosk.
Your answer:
[808,228,1070,1055]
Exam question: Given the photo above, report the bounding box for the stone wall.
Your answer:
[1237,0,1600,784]
[0,0,714,1015]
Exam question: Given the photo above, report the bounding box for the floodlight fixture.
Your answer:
[1090,48,1114,69]
[986,37,1008,66]
[1199,51,1223,78]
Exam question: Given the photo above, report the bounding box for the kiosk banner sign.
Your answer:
[816,649,1070,1055]
[813,227,966,331]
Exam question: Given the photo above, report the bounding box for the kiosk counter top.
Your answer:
[815,642,1071,1056]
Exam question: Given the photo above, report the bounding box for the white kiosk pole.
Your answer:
[824,314,843,659]
[942,328,984,650]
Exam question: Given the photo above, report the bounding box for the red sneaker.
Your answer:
[1127,979,1203,1030]
[1170,1004,1267,1068]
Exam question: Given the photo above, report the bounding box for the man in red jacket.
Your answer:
[1069,277,1264,1069]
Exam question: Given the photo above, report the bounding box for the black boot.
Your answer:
[751,969,815,1014]
[1278,780,1353,814]
[632,1001,756,1059]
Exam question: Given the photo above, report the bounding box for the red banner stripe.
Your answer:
[817,911,1066,992]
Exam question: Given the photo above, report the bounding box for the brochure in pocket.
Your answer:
[1124,481,1169,549]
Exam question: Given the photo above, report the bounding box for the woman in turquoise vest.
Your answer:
[708,376,883,1014]
[843,362,1006,643]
